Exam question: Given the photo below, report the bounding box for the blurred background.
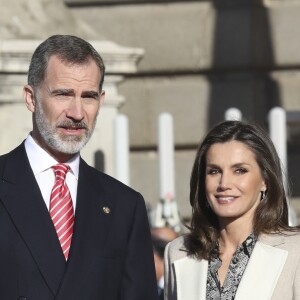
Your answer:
[1,0,300,227]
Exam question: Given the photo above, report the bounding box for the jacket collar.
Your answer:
[174,256,208,300]
[173,235,288,300]
[235,239,287,300]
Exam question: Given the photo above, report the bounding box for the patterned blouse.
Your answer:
[206,233,257,300]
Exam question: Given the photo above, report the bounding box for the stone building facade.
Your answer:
[65,0,300,221]
[1,0,300,223]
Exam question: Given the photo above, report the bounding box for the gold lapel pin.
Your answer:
[103,206,110,214]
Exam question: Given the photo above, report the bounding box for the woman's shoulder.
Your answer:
[165,235,190,263]
[168,235,187,250]
[281,230,300,245]
[259,230,300,248]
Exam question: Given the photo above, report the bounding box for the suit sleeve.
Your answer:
[121,193,158,300]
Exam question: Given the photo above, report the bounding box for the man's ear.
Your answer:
[99,90,105,107]
[24,85,36,112]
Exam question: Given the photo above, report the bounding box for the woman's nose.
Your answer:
[218,174,231,190]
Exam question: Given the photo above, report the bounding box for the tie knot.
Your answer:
[52,163,70,182]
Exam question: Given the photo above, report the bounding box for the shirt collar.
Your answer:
[24,133,80,179]
[158,276,164,289]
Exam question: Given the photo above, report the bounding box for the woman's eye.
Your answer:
[207,168,220,175]
[235,168,247,174]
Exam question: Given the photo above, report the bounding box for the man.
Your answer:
[0,35,158,300]
[151,227,178,300]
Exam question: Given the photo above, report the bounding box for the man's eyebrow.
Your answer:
[50,88,74,95]
[50,89,100,98]
[82,91,100,98]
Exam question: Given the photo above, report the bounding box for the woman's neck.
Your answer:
[218,217,253,252]
[217,219,254,287]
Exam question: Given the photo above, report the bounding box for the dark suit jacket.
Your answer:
[158,287,164,300]
[0,143,158,300]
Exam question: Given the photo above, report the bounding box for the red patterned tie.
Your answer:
[50,164,74,260]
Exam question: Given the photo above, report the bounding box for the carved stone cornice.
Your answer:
[0,39,144,106]
[91,40,145,74]
[0,39,144,74]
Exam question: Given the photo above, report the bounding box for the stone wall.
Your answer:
[65,0,300,221]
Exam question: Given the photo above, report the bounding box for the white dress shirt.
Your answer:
[24,134,79,212]
[158,276,164,290]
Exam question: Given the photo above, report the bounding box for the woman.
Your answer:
[164,120,300,300]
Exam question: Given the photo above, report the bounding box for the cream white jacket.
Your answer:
[164,232,300,300]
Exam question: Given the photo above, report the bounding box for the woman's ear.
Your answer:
[261,178,267,193]
[24,85,36,112]
[260,183,267,201]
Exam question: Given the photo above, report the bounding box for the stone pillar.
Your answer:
[0,39,144,177]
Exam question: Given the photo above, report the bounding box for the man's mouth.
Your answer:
[57,121,88,135]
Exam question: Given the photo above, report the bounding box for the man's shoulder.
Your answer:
[0,143,25,165]
[0,151,9,162]
[0,153,8,171]
[79,158,142,198]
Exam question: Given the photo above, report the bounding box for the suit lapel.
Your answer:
[0,144,66,296]
[235,238,288,300]
[174,256,208,300]
[172,235,287,300]
[56,158,113,297]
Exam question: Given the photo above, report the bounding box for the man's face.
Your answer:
[24,55,105,162]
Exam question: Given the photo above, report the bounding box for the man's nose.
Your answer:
[66,98,84,121]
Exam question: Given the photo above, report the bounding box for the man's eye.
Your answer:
[55,93,69,97]
[82,92,99,100]
[83,95,97,100]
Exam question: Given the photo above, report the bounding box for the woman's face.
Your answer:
[205,140,266,227]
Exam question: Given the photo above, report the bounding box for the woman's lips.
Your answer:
[215,195,238,204]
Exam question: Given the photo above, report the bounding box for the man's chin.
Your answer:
[61,135,84,142]
[49,137,88,155]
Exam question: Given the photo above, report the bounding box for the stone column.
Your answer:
[0,39,144,177]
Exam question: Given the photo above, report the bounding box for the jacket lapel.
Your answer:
[172,235,287,300]
[235,237,288,300]
[174,256,208,300]
[56,158,113,297]
[0,144,66,296]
